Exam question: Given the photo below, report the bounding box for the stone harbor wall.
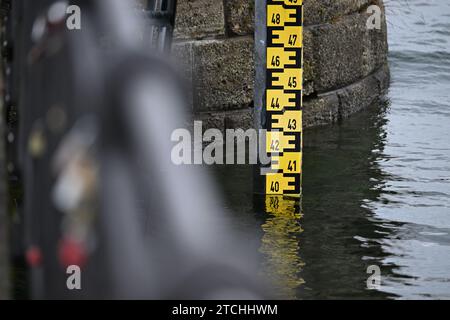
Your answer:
[173,0,389,130]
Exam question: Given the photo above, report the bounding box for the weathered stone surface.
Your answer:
[306,11,388,94]
[337,63,389,119]
[195,111,226,133]
[303,0,371,26]
[194,108,254,133]
[224,0,255,36]
[172,41,195,110]
[303,28,314,96]
[374,62,390,93]
[363,5,389,76]
[174,0,226,40]
[303,92,340,128]
[303,62,390,128]
[224,108,254,130]
[193,37,254,113]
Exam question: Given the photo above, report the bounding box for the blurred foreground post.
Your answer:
[4,0,264,299]
[0,98,9,300]
[0,0,10,300]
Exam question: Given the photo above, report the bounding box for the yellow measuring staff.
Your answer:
[267,48,298,69]
[266,173,301,196]
[271,152,302,173]
[270,68,303,89]
[266,89,300,111]
[270,27,303,48]
[266,131,300,154]
[267,5,299,27]
[271,110,302,132]
[265,0,303,197]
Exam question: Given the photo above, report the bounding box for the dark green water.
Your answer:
[218,0,450,299]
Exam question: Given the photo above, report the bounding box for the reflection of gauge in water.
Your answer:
[260,195,305,299]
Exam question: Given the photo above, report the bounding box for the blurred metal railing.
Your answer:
[145,0,177,51]
[2,0,265,300]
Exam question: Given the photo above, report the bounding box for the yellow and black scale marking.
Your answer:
[265,0,303,197]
